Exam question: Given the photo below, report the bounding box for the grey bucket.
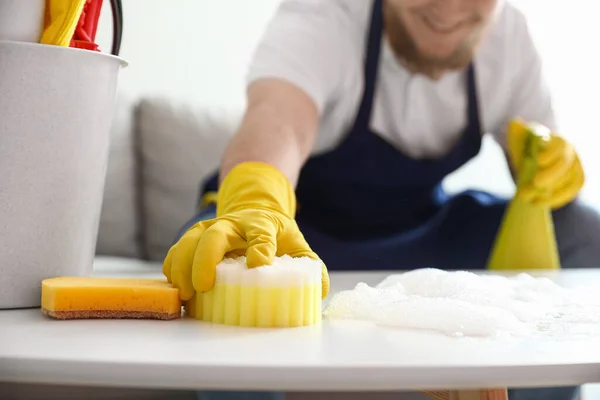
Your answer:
[0,40,128,309]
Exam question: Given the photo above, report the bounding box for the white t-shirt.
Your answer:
[245,0,556,160]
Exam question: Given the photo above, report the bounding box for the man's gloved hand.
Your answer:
[162,161,330,301]
[507,119,585,209]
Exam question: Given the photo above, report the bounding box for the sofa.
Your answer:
[95,94,241,263]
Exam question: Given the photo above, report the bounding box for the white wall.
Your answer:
[95,0,600,207]
[95,0,281,109]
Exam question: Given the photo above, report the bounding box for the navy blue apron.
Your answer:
[191,0,509,272]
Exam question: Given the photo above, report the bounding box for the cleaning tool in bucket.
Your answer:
[0,9,126,309]
[41,0,123,55]
[487,119,564,271]
[40,0,88,46]
[68,0,104,51]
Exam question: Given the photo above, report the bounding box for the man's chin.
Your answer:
[418,41,475,65]
[405,52,474,79]
[417,44,461,61]
[383,5,480,79]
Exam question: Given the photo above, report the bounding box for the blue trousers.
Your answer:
[179,196,600,400]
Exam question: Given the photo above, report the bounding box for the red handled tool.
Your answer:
[70,0,103,51]
[69,0,122,55]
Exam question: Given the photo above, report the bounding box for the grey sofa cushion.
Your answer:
[96,94,142,258]
[135,98,241,261]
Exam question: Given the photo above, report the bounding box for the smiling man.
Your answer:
[165,1,598,399]
[384,0,498,78]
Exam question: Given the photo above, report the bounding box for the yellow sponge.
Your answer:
[185,255,322,327]
[41,277,182,320]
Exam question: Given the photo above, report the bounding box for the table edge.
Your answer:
[3,357,600,391]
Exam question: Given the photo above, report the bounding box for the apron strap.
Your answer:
[466,63,482,141]
[352,0,384,133]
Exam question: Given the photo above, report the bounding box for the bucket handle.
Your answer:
[109,0,122,56]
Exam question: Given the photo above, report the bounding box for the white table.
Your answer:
[2,257,600,394]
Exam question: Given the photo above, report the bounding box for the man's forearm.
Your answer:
[220,104,305,186]
[219,79,320,187]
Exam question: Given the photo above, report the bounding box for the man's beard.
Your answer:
[383,2,483,79]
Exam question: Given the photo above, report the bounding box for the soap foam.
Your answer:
[323,268,600,338]
[216,255,322,287]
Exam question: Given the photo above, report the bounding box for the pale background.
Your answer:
[94,0,600,208]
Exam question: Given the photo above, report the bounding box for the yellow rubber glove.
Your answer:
[40,0,86,46]
[507,119,585,209]
[162,161,330,301]
[488,125,560,271]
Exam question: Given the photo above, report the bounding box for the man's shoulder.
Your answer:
[247,0,375,114]
[485,2,536,54]
[476,3,553,137]
[263,0,374,61]
[276,0,372,33]
[478,2,539,73]
[278,0,372,16]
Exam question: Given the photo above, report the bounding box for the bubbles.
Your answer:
[217,255,322,287]
[323,268,600,339]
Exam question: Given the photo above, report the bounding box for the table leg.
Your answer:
[421,388,508,400]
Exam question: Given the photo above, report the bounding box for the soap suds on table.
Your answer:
[323,268,600,338]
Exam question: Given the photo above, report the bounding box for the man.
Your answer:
[164,0,599,399]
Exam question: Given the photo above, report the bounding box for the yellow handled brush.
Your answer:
[486,121,560,271]
[40,0,87,46]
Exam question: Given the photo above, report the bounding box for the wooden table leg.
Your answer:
[421,388,508,400]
